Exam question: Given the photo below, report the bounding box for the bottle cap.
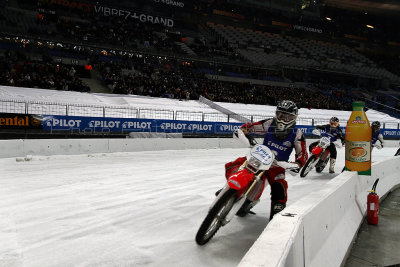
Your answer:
[352,101,365,109]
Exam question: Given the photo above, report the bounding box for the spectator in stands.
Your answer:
[0,52,90,92]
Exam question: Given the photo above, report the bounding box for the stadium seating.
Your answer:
[0,1,398,117]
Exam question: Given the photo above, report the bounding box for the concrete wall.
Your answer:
[239,157,400,267]
[2,139,398,159]
[0,138,248,159]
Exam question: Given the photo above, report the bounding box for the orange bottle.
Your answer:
[345,101,371,175]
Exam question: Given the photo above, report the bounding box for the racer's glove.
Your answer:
[234,128,257,147]
[312,129,321,136]
[247,134,257,146]
[238,128,257,146]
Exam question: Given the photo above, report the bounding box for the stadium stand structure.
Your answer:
[0,0,399,119]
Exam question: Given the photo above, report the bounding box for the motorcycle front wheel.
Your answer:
[195,189,237,245]
[316,156,330,173]
[300,155,318,178]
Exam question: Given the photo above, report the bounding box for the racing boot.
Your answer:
[236,199,258,217]
[269,201,286,220]
[329,158,336,173]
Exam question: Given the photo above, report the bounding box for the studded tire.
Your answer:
[300,155,318,178]
[195,189,237,245]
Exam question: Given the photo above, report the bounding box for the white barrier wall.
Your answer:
[1,139,398,159]
[0,138,248,159]
[239,157,400,267]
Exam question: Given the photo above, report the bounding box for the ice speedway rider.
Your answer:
[371,121,384,150]
[225,100,308,220]
[309,117,345,173]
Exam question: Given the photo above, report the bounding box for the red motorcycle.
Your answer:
[195,131,298,245]
[300,134,333,178]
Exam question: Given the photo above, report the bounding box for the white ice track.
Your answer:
[0,147,398,267]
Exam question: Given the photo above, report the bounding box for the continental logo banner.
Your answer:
[0,113,43,129]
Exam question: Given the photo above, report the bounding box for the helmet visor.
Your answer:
[276,111,297,123]
[330,121,339,127]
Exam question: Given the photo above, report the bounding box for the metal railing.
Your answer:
[1,98,399,128]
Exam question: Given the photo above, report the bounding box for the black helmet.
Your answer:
[275,100,298,132]
[372,121,380,127]
[372,121,380,132]
[330,116,339,128]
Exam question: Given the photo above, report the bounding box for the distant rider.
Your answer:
[371,121,384,150]
[226,100,308,220]
[309,117,345,173]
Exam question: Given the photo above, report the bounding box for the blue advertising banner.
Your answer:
[299,127,400,138]
[298,126,348,137]
[42,115,243,134]
[42,115,400,137]
[382,129,400,138]
[295,125,314,136]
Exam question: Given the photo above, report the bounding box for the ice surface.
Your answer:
[0,147,397,267]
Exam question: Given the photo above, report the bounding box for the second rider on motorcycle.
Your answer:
[309,117,345,173]
[227,100,308,220]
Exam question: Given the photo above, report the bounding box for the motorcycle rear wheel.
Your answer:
[300,155,318,178]
[195,189,237,245]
